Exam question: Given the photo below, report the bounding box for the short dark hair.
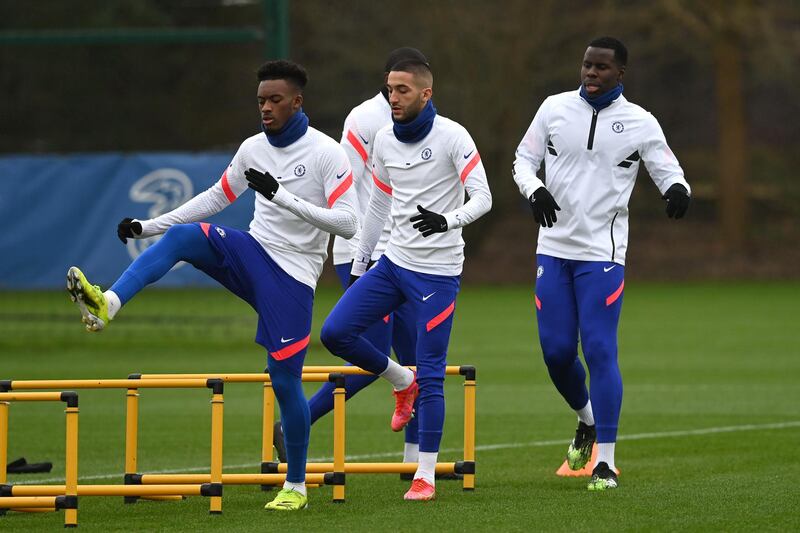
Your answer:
[256,60,308,91]
[384,47,428,72]
[588,36,628,66]
[390,59,433,83]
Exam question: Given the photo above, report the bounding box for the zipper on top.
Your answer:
[587,110,598,150]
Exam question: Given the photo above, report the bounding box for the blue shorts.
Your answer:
[326,256,460,380]
[197,223,314,375]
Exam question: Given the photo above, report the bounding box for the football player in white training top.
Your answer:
[320,58,492,501]
[66,60,358,511]
[513,36,691,491]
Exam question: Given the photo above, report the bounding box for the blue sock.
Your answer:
[110,224,218,304]
[268,360,309,483]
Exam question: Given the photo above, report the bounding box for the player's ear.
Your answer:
[292,93,304,111]
[421,87,433,102]
[617,65,626,82]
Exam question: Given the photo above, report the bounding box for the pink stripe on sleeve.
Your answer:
[327,173,353,207]
[373,173,392,195]
[460,152,481,184]
[220,170,236,203]
[346,130,368,163]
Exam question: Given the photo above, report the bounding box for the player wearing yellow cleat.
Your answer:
[66,266,111,332]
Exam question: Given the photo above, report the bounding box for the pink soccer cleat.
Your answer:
[404,478,435,501]
[391,374,419,432]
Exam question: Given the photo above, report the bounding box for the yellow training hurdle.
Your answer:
[0,391,79,527]
[139,365,477,500]
[0,378,226,525]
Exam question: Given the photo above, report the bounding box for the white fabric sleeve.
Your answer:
[337,113,372,259]
[271,187,358,239]
[443,129,492,229]
[640,114,691,196]
[351,146,391,276]
[512,97,550,199]
[136,186,228,237]
[136,148,249,237]
[270,143,359,239]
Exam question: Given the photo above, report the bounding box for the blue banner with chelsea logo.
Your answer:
[0,152,258,289]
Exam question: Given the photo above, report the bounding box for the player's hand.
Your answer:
[528,187,561,228]
[245,168,279,200]
[662,183,690,219]
[117,218,142,244]
[348,260,374,287]
[410,205,447,237]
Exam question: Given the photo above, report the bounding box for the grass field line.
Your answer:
[15,420,800,485]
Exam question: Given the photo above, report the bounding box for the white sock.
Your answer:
[104,290,122,320]
[415,451,438,485]
[282,481,306,496]
[403,442,419,463]
[597,442,615,471]
[576,401,595,426]
[379,359,414,390]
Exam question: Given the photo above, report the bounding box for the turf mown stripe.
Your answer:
[19,420,800,485]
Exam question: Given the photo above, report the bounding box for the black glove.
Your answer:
[662,183,690,219]
[244,168,279,200]
[117,217,142,244]
[528,186,561,228]
[348,260,374,287]
[410,205,447,237]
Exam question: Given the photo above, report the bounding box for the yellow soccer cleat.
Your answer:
[66,266,110,332]
[264,488,308,511]
[587,462,619,491]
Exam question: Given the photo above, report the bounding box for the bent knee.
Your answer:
[320,318,352,355]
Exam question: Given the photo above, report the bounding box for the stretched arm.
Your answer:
[135,178,232,237]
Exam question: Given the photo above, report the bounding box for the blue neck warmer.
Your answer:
[393,100,437,143]
[262,109,309,147]
[580,83,624,113]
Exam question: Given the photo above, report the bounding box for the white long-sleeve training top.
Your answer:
[137,127,359,289]
[334,93,393,265]
[352,115,492,277]
[513,89,691,264]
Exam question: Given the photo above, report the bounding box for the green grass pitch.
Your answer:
[1,282,798,531]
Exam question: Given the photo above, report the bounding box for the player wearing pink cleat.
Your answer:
[391,374,419,432]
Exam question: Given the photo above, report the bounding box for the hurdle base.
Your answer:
[260,462,274,491]
[210,510,222,515]
[124,496,138,504]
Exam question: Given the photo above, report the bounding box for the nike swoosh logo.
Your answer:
[280,337,295,343]
[358,133,369,145]
[603,266,616,272]
[422,292,436,301]
[336,171,347,179]
[463,149,474,159]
